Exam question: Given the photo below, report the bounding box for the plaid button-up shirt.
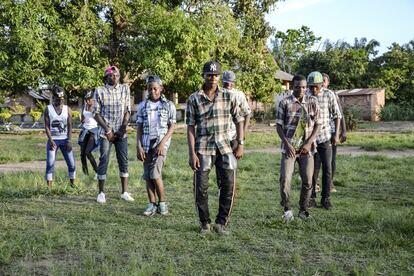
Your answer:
[276,94,321,154]
[329,90,344,134]
[186,87,244,155]
[93,83,131,137]
[307,88,342,144]
[136,94,176,153]
[227,89,251,140]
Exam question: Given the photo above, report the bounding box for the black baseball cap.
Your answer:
[202,61,221,75]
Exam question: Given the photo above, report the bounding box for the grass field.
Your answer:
[0,130,413,274]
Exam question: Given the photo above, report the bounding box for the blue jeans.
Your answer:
[97,136,128,180]
[45,139,76,181]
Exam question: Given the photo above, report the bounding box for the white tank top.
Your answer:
[48,104,68,140]
[82,108,98,130]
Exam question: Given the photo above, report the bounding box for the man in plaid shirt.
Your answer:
[306,71,342,210]
[186,61,245,236]
[276,74,321,221]
[93,65,134,204]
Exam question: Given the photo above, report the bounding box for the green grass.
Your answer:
[345,132,414,151]
[0,133,413,274]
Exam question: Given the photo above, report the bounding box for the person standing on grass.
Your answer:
[323,73,347,192]
[136,75,176,216]
[186,61,245,236]
[307,71,342,210]
[276,74,320,221]
[93,65,134,204]
[44,85,76,188]
[79,91,99,178]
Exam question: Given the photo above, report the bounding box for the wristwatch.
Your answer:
[237,139,245,145]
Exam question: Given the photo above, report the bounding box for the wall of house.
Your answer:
[339,91,385,121]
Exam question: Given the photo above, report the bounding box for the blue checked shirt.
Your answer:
[186,87,244,155]
[136,94,176,153]
[93,83,131,137]
[307,88,342,144]
[276,94,321,154]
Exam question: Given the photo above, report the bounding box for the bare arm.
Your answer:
[243,114,250,139]
[136,123,145,161]
[276,124,295,158]
[66,107,73,151]
[187,125,200,170]
[157,123,176,155]
[234,121,244,159]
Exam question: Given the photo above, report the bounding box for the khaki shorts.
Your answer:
[143,140,166,180]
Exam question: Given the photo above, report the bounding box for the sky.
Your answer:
[265,0,414,55]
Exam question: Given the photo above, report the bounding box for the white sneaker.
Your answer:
[282,210,294,222]
[120,192,134,202]
[158,202,169,215]
[143,203,158,216]
[94,174,98,180]
[97,192,106,204]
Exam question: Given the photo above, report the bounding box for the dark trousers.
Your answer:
[332,143,337,179]
[311,141,332,200]
[193,152,236,226]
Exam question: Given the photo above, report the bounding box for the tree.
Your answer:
[272,25,321,73]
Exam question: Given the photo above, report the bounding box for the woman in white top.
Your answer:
[44,86,76,188]
[79,91,99,176]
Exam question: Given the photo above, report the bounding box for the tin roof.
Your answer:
[336,88,384,96]
[275,70,293,81]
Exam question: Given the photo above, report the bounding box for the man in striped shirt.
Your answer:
[186,61,245,236]
[93,66,134,204]
[306,71,342,210]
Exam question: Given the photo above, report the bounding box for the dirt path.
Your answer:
[1,146,413,174]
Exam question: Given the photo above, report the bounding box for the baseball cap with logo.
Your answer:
[104,65,120,77]
[202,61,221,75]
[146,75,163,86]
[53,85,65,99]
[222,70,236,83]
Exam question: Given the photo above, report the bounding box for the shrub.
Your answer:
[0,109,12,122]
[343,106,362,131]
[29,110,42,121]
[379,103,414,121]
[71,111,81,121]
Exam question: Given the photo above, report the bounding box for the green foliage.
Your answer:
[9,103,25,114]
[29,110,42,121]
[71,110,80,121]
[343,106,362,131]
[0,109,12,122]
[272,26,321,73]
[0,0,281,103]
[379,103,414,121]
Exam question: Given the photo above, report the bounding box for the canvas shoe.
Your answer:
[199,223,211,236]
[96,192,106,204]
[214,224,230,236]
[158,202,169,215]
[282,209,294,222]
[120,192,135,202]
[298,210,311,221]
[143,203,158,216]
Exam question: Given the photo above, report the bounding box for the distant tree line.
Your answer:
[0,0,282,103]
[272,26,414,104]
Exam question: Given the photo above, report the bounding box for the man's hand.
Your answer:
[234,144,244,160]
[331,134,339,146]
[49,140,57,151]
[65,140,72,152]
[156,142,166,156]
[300,142,312,156]
[189,153,200,171]
[340,131,347,143]
[106,130,114,142]
[137,146,146,162]
[285,141,296,158]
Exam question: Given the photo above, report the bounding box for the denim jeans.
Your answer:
[45,139,76,181]
[279,153,314,211]
[311,141,332,200]
[97,136,128,180]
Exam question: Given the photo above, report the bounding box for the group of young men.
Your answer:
[44,61,345,235]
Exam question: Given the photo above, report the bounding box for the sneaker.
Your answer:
[298,210,311,221]
[199,223,211,236]
[214,224,230,236]
[330,186,337,193]
[158,202,169,215]
[94,174,98,180]
[308,198,317,208]
[143,203,158,216]
[321,198,333,210]
[120,192,135,202]
[96,192,106,204]
[282,210,294,222]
